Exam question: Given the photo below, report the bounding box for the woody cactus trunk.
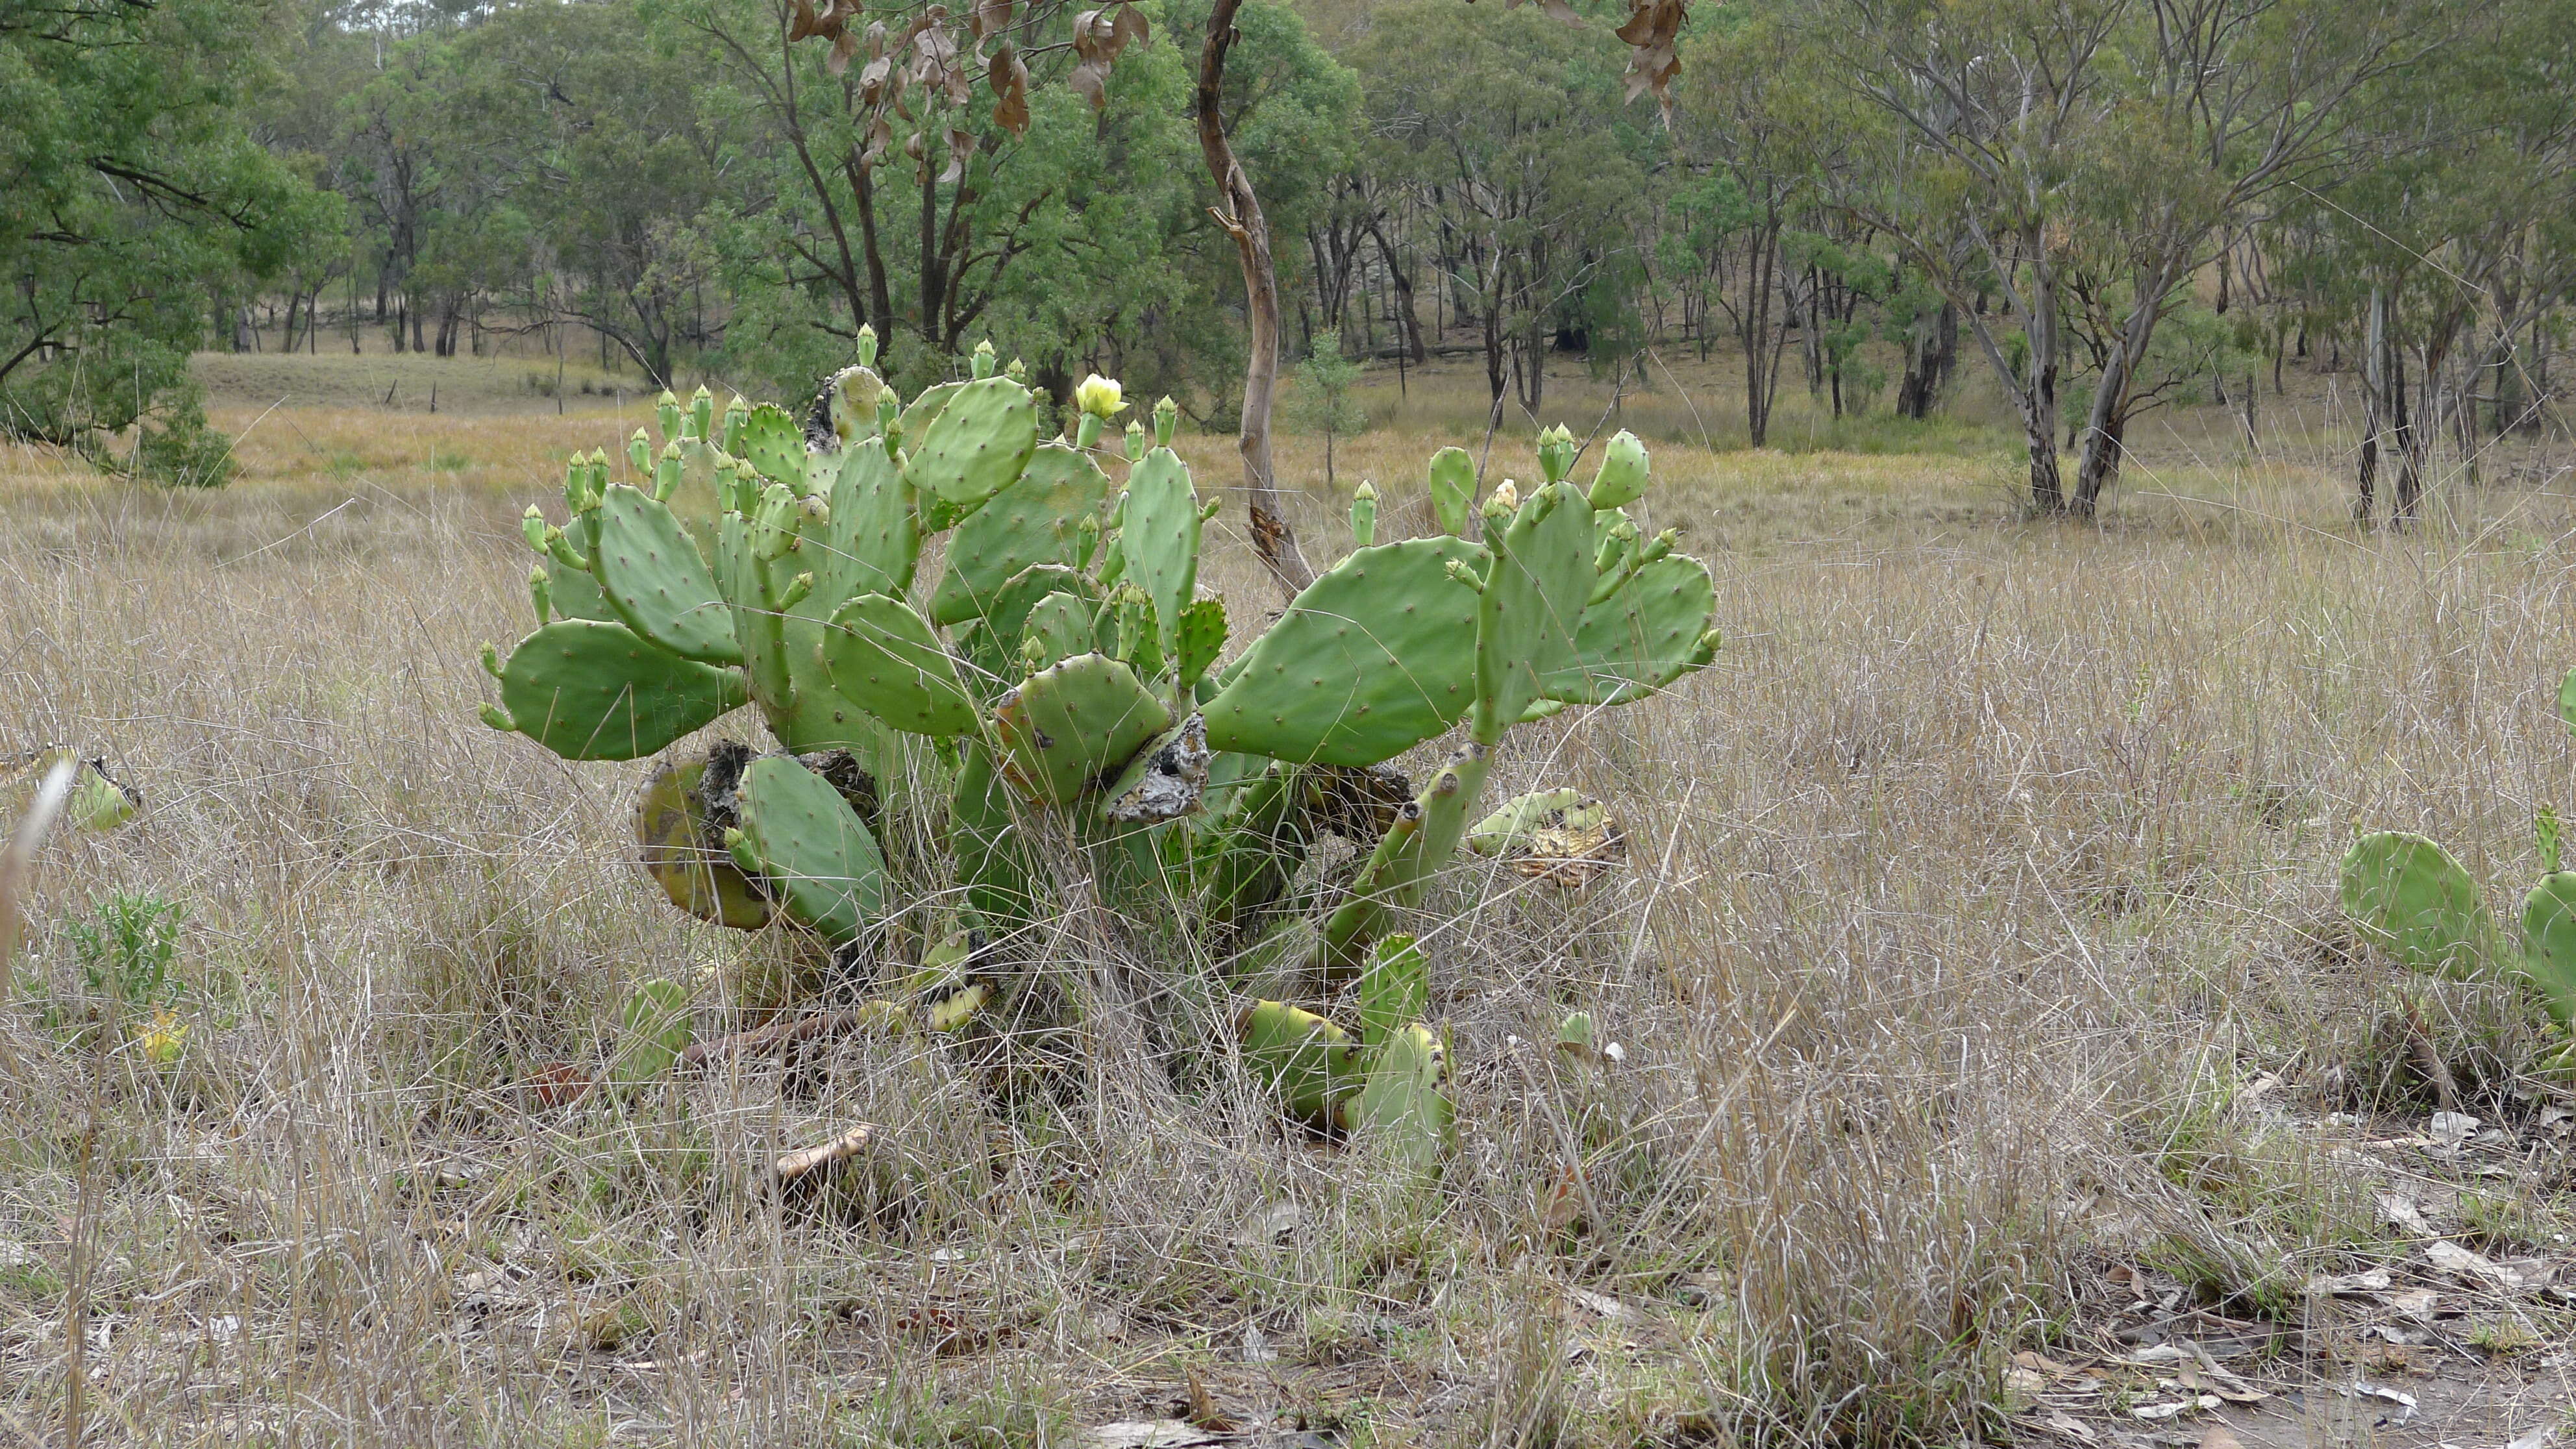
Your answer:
[480,334,1716,1144]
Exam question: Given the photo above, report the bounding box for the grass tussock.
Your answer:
[3,355,2574,1444]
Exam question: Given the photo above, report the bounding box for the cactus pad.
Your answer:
[2340,830,2499,981]
[1237,1000,1365,1122]
[950,738,1036,924]
[737,403,807,489]
[991,652,1172,805]
[592,485,741,666]
[1200,537,1483,767]
[818,364,888,448]
[1121,445,1200,665]
[609,978,693,1093]
[1428,446,1474,536]
[1174,597,1228,696]
[635,752,772,929]
[1346,1023,1452,1171]
[1542,555,1719,708]
[1019,590,1104,673]
[1476,481,1595,736]
[1358,934,1428,1050]
[731,752,886,943]
[2520,874,2576,1028]
[815,593,979,737]
[497,619,746,761]
[902,375,1037,522]
[1589,430,1648,510]
[928,443,1110,625]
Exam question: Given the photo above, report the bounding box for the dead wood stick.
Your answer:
[773,1124,874,1182]
[676,1007,881,1069]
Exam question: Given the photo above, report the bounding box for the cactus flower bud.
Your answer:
[1486,478,1520,519]
[657,390,682,443]
[779,571,815,610]
[856,324,879,369]
[1006,356,1028,384]
[1075,513,1102,570]
[1124,419,1146,458]
[480,641,503,680]
[1590,429,1648,510]
[479,702,515,732]
[972,340,998,379]
[1074,373,1126,420]
[654,441,682,502]
[628,428,650,476]
[521,505,549,554]
[721,396,749,454]
[1537,424,1577,484]
[1351,480,1378,548]
[689,384,715,441]
[528,565,553,623]
[1154,395,1179,448]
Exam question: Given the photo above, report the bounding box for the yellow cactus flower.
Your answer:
[1074,374,1126,420]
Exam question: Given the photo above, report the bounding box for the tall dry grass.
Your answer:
[2,354,2572,1444]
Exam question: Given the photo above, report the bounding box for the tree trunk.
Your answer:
[1367,219,1426,364]
[2357,288,2386,526]
[1197,0,1313,597]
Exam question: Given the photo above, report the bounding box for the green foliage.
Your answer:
[1286,330,1367,489]
[479,341,1718,1165]
[64,891,186,1008]
[1,0,336,480]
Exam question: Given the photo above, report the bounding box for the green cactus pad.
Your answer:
[928,443,1111,625]
[2339,830,2499,982]
[1020,591,1105,673]
[898,378,965,447]
[820,365,888,448]
[815,593,979,737]
[1589,430,1648,510]
[950,738,1036,924]
[1344,1022,1453,1171]
[737,403,807,489]
[902,375,1037,522]
[1542,555,1719,708]
[1121,446,1200,665]
[1359,934,1429,1050]
[498,619,746,761]
[956,564,1100,689]
[537,554,621,625]
[2519,873,2576,1029]
[634,752,772,929]
[732,752,887,943]
[1174,597,1227,695]
[1467,788,1592,856]
[1200,537,1483,767]
[1237,1000,1365,1122]
[991,652,1172,805]
[609,978,694,1093]
[1476,481,1596,737]
[1428,447,1475,536]
[592,485,741,666]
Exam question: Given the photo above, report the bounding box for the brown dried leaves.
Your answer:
[1067,2,1150,110]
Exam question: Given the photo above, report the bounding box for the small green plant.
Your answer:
[65,890,185,1007]
[1287,328,1367,492]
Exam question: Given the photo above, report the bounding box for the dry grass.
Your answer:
[3,352,2575,1446]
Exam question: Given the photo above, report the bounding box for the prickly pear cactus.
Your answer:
[478,331,1721,1123]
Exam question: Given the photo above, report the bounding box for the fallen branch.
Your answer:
[774,1124,874,1182]
[676,1004,893,1069]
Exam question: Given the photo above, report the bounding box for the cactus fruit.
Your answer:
[1350,482,1378,549]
